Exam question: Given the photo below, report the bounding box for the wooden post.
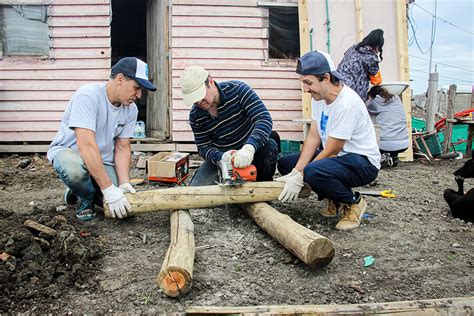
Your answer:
[396,0,413,161]
[298,0,312,126]
[239,202,334,268]
[425,72,439,133]
[157,210,195,298]
[354,0,363,42]
[104,182,312,217]
[443,84,457,154]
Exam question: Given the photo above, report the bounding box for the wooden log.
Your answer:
[239,203,334,269]
[157,210,195,298]
[104,181,312,217]
[187,296,474,314]
[23,220,56,236]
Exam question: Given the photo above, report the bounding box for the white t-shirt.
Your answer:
[47,82,138,165]
[311,85,381,169]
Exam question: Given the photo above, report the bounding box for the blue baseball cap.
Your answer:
[296,50,344,81]
[111,57,157,91]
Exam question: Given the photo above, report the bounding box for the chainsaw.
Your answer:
[218,151,257,186]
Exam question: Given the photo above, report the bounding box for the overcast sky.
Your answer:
[408,0,473,95]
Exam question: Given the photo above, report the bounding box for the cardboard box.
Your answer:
[147,152,190,184]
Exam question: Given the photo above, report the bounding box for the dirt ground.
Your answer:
[0,153,472,314]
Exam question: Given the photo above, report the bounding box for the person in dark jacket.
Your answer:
[337,29,384,102]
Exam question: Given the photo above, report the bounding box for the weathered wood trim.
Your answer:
[0,143,178,153]
[187,297,474,314]
[298,0,311,121]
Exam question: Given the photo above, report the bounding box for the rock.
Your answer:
[18,159,32,169]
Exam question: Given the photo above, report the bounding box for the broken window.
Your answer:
[0,5,49,57]
[268,6,300,59]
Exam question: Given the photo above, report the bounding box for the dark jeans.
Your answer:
[277,151,379,204]
[191,138,278,186]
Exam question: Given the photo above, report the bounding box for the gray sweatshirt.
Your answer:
[367,95,410,152]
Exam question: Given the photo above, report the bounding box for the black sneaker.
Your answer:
[63,188,79,205]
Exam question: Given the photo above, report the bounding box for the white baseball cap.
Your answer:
[180,66,209,106]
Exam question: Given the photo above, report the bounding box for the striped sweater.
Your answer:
[189,80,273,165]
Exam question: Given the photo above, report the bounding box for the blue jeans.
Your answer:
[52,148,118,208]
[277,151,379,204]
[191,138,278,186]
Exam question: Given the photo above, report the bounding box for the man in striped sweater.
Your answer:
[180,66,278,186]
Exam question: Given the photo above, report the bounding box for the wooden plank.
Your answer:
[0,69,109,80]
[172,120,303,131]
[171,77,299,90]
[176,143,197,152]
[354,0,363,41]
[172,69,297,79]
[1,80,96,91]
[0,131,57,142]
[172,26,265,38]
[187,297,474,314]
[52,48,111,59]
[396,0,413,161]
[172,99,302,111]
[0,58,110,70]
[172,110,302,121]
[173,5,264,17]
[172,131,303,142]
[172,58,296,71]
[0,111,64,121]
[173,37,267,49]
[0,0,108,3]
[51,27,110,38]
[298,0,311,120]
[1,91,74,101]
[172,16,264,28]
[49,16,110,27]
[0,101,67,111]
[172,48,264,60]
[173,0,258,6]
[0,121,60,131]
[51,37,110,49]
[50,4,110,16]
[0,143,178,153]
[172,88,301,99]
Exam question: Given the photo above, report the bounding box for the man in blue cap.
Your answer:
[276,50,380,230]
[47,57,157,221]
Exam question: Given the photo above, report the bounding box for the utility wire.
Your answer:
[409,55,474,73]
[412,2,474,36]
[411,68,473,84]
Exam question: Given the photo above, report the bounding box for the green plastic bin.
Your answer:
[280,140,301,156]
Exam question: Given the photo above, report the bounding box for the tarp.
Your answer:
[412,117,473,153]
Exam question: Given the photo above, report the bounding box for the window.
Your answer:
[268,6,300,59]
[0,5,49,57]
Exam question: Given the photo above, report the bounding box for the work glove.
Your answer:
[233,144,255,168]
[101,184,132,219]
[221,150,235,163]
[275,168,304,202]
[119,182,136,194]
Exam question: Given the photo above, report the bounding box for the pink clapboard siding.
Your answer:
[0,0,111,142]
[171,1,304,142]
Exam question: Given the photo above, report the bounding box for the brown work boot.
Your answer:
[335,197,367,231]
[320,199,338,218]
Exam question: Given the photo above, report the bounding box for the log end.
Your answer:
[298,183,312,198]
[157,268,193,298]
[306,237,335,269]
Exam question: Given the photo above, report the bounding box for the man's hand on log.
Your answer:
[275,168,304,202]
[102,184,132,218]
[119,182,136,194]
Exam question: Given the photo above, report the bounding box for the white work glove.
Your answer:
[233,144,255,168]
[275,168,304,202]
[119,182,136,194]
[101,184,132,219]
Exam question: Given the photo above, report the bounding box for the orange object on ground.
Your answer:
[435,108,474,131]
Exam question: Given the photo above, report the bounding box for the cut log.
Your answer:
[23,220,56,236]
[156,210,195,298]
[239,202,334,269]
[104,181,312,217]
